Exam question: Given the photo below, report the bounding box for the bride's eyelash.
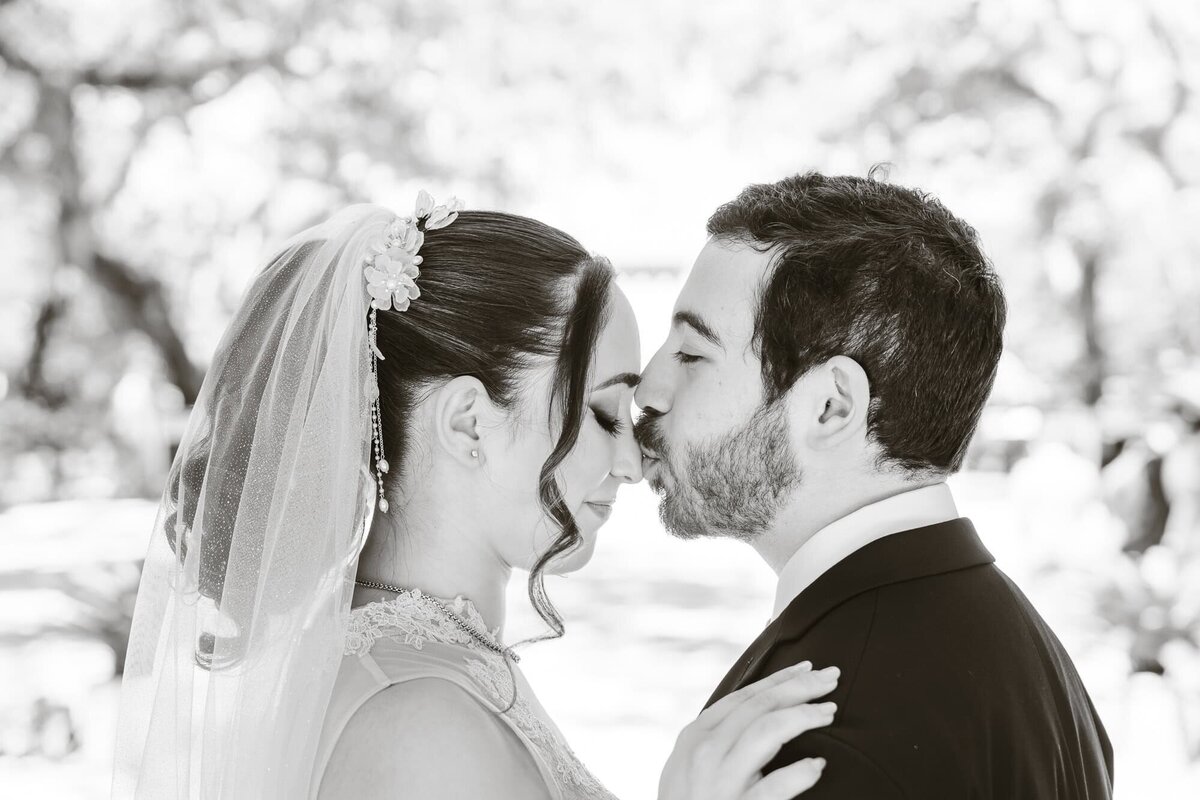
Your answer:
[673,351,702,364]
[592,409,624,436]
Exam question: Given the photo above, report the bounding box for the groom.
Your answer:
[634,171,1114,798]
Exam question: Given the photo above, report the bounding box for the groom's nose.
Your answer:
[634,347,672,416]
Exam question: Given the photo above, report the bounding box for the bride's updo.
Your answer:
[372,211,614,636]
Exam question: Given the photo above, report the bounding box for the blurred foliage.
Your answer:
[1,0,1198,503]
[1056,537,1200,758]
[0,562,140,674]
[1093,545,1200,673]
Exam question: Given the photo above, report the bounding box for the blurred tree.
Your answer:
[0,0,318,406]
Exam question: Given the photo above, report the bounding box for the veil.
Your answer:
[112,205,397,799]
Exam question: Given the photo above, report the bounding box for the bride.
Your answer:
[112,194,838,799]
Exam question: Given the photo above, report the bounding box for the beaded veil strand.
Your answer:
[113,194,461,800]
[364,191,464,513]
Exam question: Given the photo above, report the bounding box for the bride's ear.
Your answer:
[432,376,493,466]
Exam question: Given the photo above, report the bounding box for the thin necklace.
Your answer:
[354,579,520,663]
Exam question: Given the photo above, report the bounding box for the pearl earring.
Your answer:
[470,449,479,459]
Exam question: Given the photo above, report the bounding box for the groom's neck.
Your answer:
[752,473,946,574]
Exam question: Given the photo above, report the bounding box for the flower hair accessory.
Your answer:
[365,190,464,512]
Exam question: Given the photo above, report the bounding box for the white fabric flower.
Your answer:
[365,246,422,312]
[414,189,436,220]
[425,196,465,230]
[364,192,464,313]
[395,222,424,253]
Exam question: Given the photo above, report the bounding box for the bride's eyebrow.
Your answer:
[592,372,640,391]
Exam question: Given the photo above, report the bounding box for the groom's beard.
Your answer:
[634,402,801,542]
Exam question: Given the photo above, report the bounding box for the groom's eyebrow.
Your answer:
[673,311,723,349]
[593,372,641,390]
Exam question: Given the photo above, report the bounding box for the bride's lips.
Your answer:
[584,500,615,521]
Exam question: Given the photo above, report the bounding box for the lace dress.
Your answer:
[310,593,618,800]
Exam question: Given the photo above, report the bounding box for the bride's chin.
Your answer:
[544,535,598,576]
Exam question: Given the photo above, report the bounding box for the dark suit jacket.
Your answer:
[706,519,1114,799]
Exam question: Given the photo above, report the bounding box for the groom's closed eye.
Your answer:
[673,311,723,350]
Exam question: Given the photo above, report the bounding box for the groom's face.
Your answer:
[634,239,801,541]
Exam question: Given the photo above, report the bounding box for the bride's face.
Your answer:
[486,285,643,575]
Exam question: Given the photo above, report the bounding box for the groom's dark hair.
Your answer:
[707,167,1006,475]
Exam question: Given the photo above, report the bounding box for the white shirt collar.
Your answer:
[771,483,959,620]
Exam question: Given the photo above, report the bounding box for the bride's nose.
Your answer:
[611,426,643,484]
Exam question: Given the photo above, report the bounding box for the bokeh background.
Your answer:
[3,0,1200,797]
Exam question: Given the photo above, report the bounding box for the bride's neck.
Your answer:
[354,495,512,633]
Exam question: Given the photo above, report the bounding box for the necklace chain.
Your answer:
[354,579,520,663]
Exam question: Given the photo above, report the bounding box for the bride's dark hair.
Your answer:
[373,210,613,638]
[164,209,611,668]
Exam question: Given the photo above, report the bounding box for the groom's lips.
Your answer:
[641,450,663,482]
[634,415,665,477]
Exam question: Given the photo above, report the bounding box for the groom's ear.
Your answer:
[802,356,871,450]
[432,375,491,466]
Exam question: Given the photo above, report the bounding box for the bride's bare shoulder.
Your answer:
[317,677,552,800]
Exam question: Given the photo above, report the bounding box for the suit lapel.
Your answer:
[705,518,994,708]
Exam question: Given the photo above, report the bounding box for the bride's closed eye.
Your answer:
[591,407,625,436]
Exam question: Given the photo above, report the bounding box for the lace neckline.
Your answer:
[340,591,618,799]
[345,591,504,657]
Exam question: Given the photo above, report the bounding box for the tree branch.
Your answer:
[0,32,43,78]
[90,252,204,405]
[2,9,304,101]
[0,28,269,99]
[98,112,156,207]
[15,294,68,407]
[75,0,317,97]
[1129,11,1190,189]
[76,53,271,92]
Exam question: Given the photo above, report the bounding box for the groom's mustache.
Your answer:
[633,411,669,461]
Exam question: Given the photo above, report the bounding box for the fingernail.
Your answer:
[819,702,837,714]
[812,757,827,771]
[793,661,813,671]
[820,666,841,680]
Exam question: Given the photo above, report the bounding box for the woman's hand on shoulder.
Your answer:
[658,662,839,800]
[318,678,552,800]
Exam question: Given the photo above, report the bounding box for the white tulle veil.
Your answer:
[112,204,402,799]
